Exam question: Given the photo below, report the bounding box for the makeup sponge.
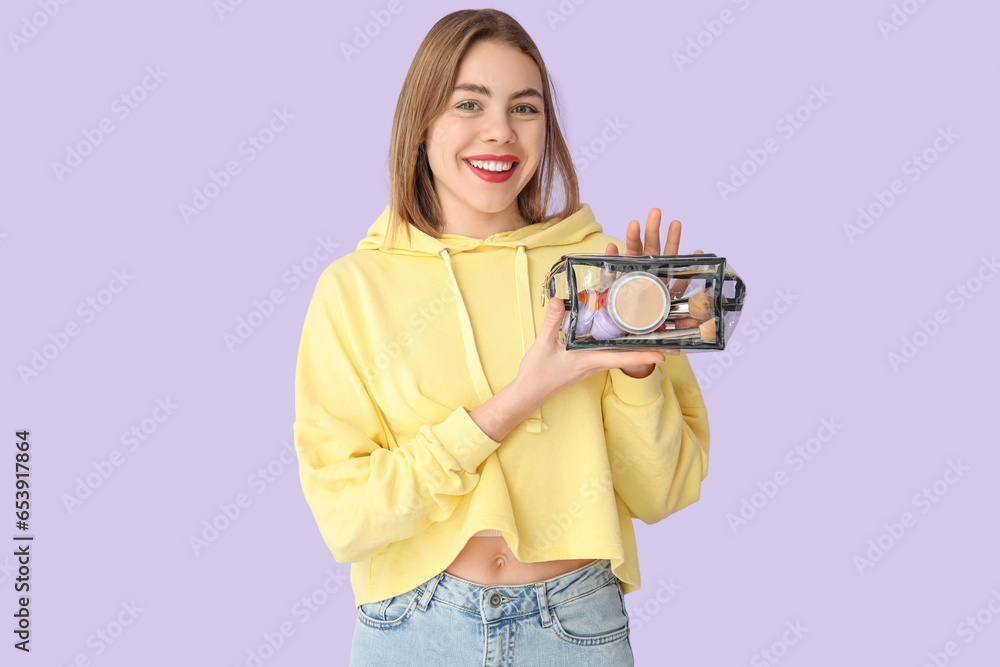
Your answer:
[590,307,623,341]
[563,300,597,337]
[574,300,596,336]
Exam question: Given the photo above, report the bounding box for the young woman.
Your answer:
[293,9,710,665]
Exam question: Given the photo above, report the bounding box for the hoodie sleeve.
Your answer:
[600,353,710,524]
[293,269,502,563]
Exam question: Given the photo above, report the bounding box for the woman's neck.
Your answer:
[439,212,528,239]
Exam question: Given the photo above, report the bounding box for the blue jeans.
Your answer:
[349,558,634,666]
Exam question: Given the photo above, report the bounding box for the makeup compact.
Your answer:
[606,271,672,334]
[543,253,746,351]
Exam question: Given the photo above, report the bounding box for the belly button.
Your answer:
[496,556,505,568]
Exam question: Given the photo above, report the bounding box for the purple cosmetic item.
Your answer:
[590,307,623,341]
[574,300,596,336]
[562,300,596,337]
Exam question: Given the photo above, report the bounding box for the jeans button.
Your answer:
[489,593,502,607]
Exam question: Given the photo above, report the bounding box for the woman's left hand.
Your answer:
[606,208,702,378]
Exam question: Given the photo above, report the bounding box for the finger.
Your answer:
[662,219,682,256]
[600,243,618,290]
[542,296,566,337]
[656,219,681,291]
[669,249,705,300]
[625,219,642,256]
[643,208,662,256]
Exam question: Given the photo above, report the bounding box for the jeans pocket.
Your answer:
[357,589,420,630]
[549,580,630,646]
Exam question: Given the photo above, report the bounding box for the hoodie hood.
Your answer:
[356,203,604,434]
[357,202,602,255]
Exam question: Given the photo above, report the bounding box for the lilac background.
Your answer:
[3,1,999,665]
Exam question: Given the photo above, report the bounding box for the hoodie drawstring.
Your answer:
[515,245,546,433]
[437,248,495,405]
[437,246,547,435]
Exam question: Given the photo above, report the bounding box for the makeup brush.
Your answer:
[626,319,718,343]
[699,318,716,343]
[654,317,699,332]
[667,287,714,321]
[627,327,701,341]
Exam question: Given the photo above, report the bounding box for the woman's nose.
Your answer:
[479,110,516,143]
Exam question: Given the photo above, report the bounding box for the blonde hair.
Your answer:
[384,8,581,249]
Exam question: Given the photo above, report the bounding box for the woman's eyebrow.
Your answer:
[453,82,543,101]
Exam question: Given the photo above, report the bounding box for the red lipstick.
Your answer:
[463,155,520,183]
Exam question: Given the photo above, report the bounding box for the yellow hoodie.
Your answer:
[293,202,710,608]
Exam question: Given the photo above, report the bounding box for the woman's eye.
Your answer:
[456,101,540,114]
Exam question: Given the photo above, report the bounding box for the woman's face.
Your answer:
[424,40,546,232]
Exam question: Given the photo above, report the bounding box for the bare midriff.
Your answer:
[443,536,597,585]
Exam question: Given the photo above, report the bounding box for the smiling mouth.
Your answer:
[463,158,518,173]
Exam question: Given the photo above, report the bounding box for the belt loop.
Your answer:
[534,583,552,628]
[417,574,442,612]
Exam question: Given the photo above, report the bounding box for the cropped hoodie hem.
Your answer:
[293,202,711,608]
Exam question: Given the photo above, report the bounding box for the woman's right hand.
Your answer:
[513,298,668,406]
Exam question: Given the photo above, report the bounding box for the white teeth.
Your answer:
[467,159,514,172]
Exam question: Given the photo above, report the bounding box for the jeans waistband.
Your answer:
[412,559,618,625]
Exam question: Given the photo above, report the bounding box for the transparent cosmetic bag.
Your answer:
[541,253,747,351]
